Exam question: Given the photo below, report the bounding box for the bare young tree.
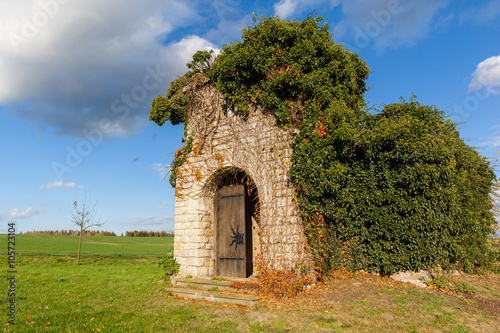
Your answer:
[68,192,107,265]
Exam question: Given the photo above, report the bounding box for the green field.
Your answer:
[1,234,499,332]
[12,234,173,257]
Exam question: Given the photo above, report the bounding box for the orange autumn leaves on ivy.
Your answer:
[305,212,329,276]
[150,14,497,277]
[316,120,327,138]
[291,97,497,275]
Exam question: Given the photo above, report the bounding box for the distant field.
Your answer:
[1,235,499,332]
[5,234,173,257]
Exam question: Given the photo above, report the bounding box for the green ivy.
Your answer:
[291,96,496,274]
[149,50,213,187]
[150,15,497,275]
[149,50,214,127]
[209,15,369,126]
[169,136,193,187]
[158,251,181,280]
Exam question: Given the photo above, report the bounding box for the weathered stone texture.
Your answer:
[173,77,311,277]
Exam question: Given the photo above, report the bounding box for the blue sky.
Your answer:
[1,0,499,235]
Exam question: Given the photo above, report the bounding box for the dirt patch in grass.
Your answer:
[425,273,500,315]
[84,241,119,245]
[225,268,500,332]
[463,293,500,315]
[134,258,149,263]
[11,254,497,333]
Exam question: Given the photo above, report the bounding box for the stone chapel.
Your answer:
[173,74,312,278]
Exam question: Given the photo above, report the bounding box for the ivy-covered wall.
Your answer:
[151,15,497,276]
[172,76,312,277]
[291,97,497,274]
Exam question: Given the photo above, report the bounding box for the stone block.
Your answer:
[175,200,187,208]
[183,243,206,250]
[182,266,209,277]
[183,257,208,267]
[174,249,191,258]
[174,214,190,223]
[190,236,209,243]
[186,197,206,211]
[174,208,187,216]
[175,222,189,230]
[179,229,205,238]
[174,229,186,236]
[391,270,431,288]
[190,222,210,229]
[196,250,213,258]
[175,235,189,243]
[276,198,287,207]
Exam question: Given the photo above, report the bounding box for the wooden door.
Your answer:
[215,184,247,277]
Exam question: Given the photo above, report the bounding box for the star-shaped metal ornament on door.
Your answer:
[229,225,244,251]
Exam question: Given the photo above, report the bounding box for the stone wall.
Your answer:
[173,75,311,277]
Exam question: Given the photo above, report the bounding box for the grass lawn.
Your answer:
[1,235,499,332]
[13,234,173,257]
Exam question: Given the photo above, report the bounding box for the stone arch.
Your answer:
[172,81,313,278]
[209,167,261,277]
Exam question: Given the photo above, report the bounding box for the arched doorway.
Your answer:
[213,169,260,278]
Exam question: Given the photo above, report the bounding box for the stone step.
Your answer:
[171,277,238,291]
[166,287,260,307]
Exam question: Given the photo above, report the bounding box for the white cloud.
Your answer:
[272,0,452,51]
[434,13,454,32]
[480,136,500,149]
[274,0,300,18]
[156,201,173,209]
[0,1,217,138]
[337,0,451,51]
[39,180,77,189]
[479,122,500,148]
[9,207,45,219]
[274,0,340,19]
[122,214,175,226]
[152,162,169,179]
[461,0,500,24]
[469,55,500,94]
[479,119,500,147]
[204,13,252,46]
[202,0,250,45]
[165,35,220,74]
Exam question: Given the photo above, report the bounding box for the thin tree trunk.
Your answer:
[77,226,83,265]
